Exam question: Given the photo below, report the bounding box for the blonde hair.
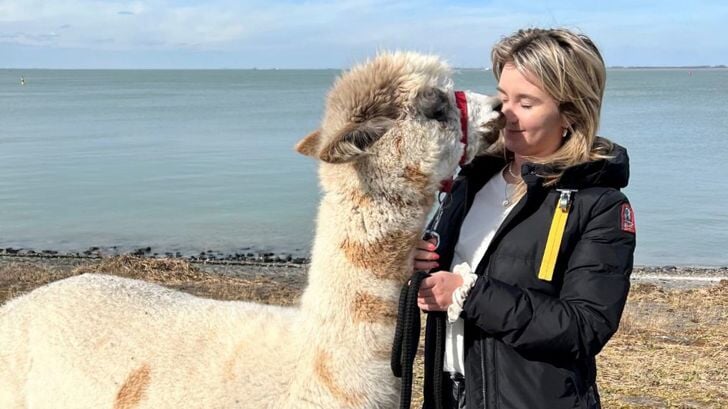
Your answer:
[489,28,613,197]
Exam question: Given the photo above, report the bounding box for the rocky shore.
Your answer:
[0,246,310,264]
[1,246,726,290]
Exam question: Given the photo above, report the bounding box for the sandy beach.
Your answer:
[1,253,726,408]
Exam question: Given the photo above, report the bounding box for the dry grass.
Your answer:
[1,256,726,408]
[0,255,301,306]
[598,281,728,408]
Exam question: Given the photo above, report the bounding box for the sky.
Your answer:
[1,0,726,69]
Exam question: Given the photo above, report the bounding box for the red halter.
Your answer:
[455,90,469,165]
[439,91,469,193]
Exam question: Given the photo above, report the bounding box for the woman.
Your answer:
[415,28,636,409]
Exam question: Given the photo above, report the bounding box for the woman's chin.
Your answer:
[504,140,525,156]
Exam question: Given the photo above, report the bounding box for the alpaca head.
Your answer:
[296,52,504,200]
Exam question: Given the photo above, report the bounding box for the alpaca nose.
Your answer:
[493,101,503,112]
[496,112,507,128]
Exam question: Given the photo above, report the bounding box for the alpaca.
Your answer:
[0,52,504,409]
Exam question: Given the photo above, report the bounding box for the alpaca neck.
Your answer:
[303,189,433,308]
[298,188,434,352]
[286,189,434,405]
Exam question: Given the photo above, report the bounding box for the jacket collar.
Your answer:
[459,142,630,192]
[555,143,630,189]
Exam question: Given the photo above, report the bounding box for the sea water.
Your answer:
[1,68,726,266]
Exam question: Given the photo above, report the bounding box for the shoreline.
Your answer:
[1,252,726,290]
[0,246,310,265]
[2,246,727,269]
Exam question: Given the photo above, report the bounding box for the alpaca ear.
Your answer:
[319,117,394,163]
[295,130,321,157]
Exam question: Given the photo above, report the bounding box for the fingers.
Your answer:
[417,296,447,311]
[418,276,437,290]
[415,238,438,251]
[413,239,440,272]
[417,272,461,312]
[417,299,434,311]
[414,260,439,272]
[417,294,441,311]
[418,288,434,298]
[414,249,439,261]
[417,277,446,311]
[414,249,439,271]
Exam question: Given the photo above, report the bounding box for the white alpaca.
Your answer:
[0,52,503,409]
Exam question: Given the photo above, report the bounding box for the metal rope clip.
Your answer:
[423,190,450,250]
[422,230,440,250]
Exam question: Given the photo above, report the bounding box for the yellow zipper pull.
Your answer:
[538,189,577,282]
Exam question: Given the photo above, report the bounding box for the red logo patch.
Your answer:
[621,203,636,233]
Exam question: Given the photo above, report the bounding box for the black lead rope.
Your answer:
[391,271,446,409]
[392,192,451,409]
[391,270,428,409]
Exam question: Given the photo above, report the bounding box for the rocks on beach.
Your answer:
[0,246,310,265]
[1,246,727,290]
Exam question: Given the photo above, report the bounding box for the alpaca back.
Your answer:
[0,293,32,408]
[0,273,301,408]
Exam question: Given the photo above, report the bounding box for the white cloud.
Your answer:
[0,0,258,48]
[0,0,725,67]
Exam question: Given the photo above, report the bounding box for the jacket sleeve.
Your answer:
[460,189,636,360]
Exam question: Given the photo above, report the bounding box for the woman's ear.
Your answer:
[561,118,572,130]
[560,111,575,136]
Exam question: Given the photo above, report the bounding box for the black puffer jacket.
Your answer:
[422,144,636,409]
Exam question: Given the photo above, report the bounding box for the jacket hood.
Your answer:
[460,141,630,190]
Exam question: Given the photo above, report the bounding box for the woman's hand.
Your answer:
[413,238,439,273]
[417,271,463,311]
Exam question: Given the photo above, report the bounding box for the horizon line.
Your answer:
[2,65,727,71]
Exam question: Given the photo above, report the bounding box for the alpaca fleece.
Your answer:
[0,51,503,409]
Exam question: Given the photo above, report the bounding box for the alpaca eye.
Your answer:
[417,87,450,123]
[430,109,448,122]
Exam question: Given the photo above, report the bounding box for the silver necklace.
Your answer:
[507,162,520,179]
[502,165,513,207]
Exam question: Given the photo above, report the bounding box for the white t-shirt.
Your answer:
[444,169,517,375]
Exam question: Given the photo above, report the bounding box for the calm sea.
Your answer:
[1,68,726,266]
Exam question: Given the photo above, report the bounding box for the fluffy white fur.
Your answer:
[0,52,503,409]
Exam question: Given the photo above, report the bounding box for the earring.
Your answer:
[562,128,569,138]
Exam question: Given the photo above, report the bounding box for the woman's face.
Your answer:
[497,63,567,159]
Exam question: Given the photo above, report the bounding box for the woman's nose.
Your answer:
[500,103,516,123]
